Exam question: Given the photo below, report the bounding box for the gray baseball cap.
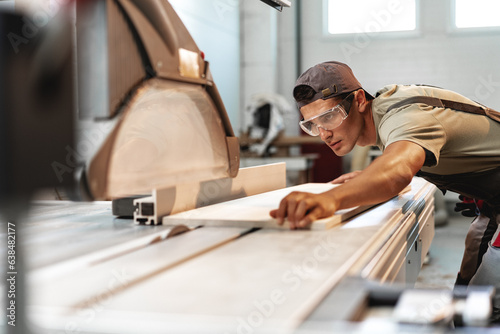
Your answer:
[293,61,374,109]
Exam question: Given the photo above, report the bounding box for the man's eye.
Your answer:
[319,112,335,123]
[304,121,316,130]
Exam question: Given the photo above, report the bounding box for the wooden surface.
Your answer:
[163,183,376,230]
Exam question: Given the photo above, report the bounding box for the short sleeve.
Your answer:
[378,104,447,167]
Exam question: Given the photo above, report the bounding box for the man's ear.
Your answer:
[355,89,368,113]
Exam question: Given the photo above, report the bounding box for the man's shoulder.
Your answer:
[373,84,420,108]
[371,84,446,132]
[372,84,420,117]
[374,84,477,106]
[375,84,399,98]
[375,84,443,100]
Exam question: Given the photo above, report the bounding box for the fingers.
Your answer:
[270,191,305,228]
[269,192,334,230]
[295,200,309,224]
[286,196,299,229]
[289,199,309,230]
[330,175,345,184]
[297,206,322,228]
[330,170,362,184]
[274,195,292,225]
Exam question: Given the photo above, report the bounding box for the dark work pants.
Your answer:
[417,168,500,316]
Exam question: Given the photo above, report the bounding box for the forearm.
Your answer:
[270,141,426,229]
[328,156,413,210]
[328,141,426,210]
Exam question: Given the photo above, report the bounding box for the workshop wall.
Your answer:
[289,0,500,110]
[240,1,277,135]
[239,0,500,179]
[240,0,500,137]
[169,0,241,134]
[240,1,301,137]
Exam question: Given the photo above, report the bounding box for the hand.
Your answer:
[454,195,482,217]
[330,170,362,184]
[269,191,338,229]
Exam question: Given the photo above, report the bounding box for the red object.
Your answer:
[493,232,500,248]
[462,197,475,204]
[200,51,205,60]
[461,196,485,212]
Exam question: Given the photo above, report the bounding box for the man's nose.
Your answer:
[318,126,332,141]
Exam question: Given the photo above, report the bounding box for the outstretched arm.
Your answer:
[269,141,427,229]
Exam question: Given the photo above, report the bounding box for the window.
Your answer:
[454,0,500,29]
[327,0,417,35]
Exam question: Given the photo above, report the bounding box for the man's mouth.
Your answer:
[328,140,341,149]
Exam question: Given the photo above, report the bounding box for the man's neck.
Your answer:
[359,101,377,147]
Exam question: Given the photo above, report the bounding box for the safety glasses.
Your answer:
[299,92,355,136]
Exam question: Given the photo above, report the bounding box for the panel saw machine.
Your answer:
[0,0,496,333]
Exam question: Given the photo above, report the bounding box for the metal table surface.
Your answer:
[14,178,437,333]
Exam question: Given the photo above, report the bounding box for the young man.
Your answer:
[270,61,500,317]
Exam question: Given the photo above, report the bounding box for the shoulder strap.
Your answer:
[386,96,500,123]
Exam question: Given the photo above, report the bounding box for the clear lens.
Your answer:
[299,105,347,136]
[299,120,316,136]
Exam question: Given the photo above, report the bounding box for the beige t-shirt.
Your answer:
[372,84,500,175]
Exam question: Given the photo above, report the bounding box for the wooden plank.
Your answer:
[163,183,376,230]
[147,163,287,217]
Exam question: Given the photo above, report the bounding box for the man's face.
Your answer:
[300,95,362,156]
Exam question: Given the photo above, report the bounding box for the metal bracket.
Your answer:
[260,0,291,11]
[133,187,175,225]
